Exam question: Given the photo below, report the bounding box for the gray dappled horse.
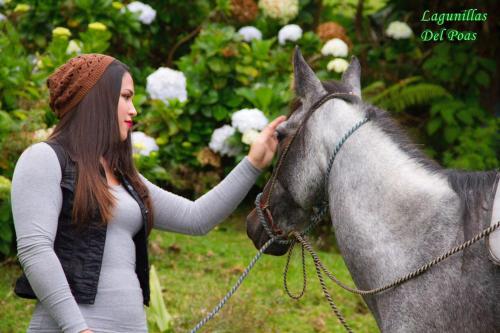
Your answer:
[246,48,500,332]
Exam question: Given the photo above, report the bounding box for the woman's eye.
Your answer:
[123,95,130,100]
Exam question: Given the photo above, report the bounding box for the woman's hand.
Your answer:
[79,330,93,333]
[247,115,287,170]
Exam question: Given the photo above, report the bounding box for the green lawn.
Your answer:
[0,204,379,333]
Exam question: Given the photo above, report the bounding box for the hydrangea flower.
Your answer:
[231,108,268,133]
[131,131,159,156]
[88,22,107,31]
[0,13,6,21]
[112,1,124,10]
[146,67,187,105]
[209,125,241,157]
[242,129,260,145]
[66,40,82,55]
[237,26,262,42]
[327,58,349,73]
[14,4,30,12]
[386,21,413,39]
[124,1,156,25]
[259,0,298,24]
[321,38,348,57]
[278,24,302,45]
[52,27,71,38]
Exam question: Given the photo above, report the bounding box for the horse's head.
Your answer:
[246,47,362,255]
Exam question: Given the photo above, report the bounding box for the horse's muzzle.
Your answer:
[246,207,290,256]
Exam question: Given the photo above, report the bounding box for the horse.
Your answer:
[246,47,500,332]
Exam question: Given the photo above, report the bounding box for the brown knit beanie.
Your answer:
[46,53,116,119]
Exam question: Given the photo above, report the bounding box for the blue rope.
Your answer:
[189,237,276,333]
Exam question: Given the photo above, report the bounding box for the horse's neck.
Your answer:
[317,104,462,289]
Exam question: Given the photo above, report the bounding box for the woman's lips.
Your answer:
[125,121,133,128]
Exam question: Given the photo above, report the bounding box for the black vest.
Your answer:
[14,140,150,306]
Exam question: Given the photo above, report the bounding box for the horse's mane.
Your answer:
[288,79,499,228]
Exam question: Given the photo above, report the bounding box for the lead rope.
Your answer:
[293,220,500,297]
[189,237,275,333]
[283,240,307,300]
[286,220,500,332]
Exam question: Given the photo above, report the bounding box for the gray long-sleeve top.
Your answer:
[12,142,262,332]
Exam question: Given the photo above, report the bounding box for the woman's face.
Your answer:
[117,72,137,141]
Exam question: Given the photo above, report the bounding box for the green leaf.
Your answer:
[255,87,273,112]
[444,126,460,143]
[251,39,273,60]
[426,118,442,135]
[474,71,490,87]
[147,265,173,332]
[207,58,230,74]
[456,110,473,125]
[201,90,218,105]
[213,105,227,121]
[177,116,192,131]
[187,132,202,142]
[440,108,455,125]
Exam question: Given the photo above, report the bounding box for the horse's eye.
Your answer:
[276,131,286,142]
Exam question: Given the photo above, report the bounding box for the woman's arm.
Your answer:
[141,115,286,235]
[11,142,89,333]
[140,156,262,235]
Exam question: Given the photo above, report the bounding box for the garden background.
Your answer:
[0,0,498,332]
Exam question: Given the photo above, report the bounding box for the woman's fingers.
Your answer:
[247,115,287,170]
[261,115,286,138]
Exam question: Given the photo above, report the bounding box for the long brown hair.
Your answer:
[47,59,154,234]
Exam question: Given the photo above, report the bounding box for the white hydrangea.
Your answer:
[242,129,260,145]
[66,40,82,55]
[237,26,262,42]
[278,24,302,45]
[327,58,349,73]
[209,125,241,157]
[146,67,187,105]
[259,0,298,24]
[386,21,413,39]
[231,108,268,133]
[123,1,156,24]
[321,38,348,57]
[131,131,159,156]
[0,13,5,21]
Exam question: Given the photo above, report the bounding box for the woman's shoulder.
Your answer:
[18,141,58,163]
[14,141,61,179]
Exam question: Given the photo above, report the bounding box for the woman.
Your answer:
[11,53,286,333]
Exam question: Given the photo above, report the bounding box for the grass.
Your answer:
[0,204,379,333]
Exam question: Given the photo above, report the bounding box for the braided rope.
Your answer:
[283,241,307,300]
[294,220,500,296]
[324,116,369,193]
[189,237,276,333]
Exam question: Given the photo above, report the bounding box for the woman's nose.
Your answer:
[129,104,137,117]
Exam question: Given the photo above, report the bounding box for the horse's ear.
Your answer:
[293,46,326,107]
[341,56,361,97]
